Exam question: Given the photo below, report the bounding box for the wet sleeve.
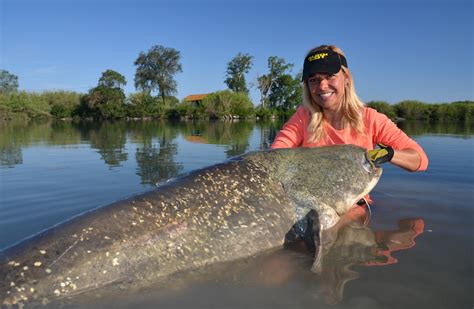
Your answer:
[372,111,429,171]
[271,106,306,149]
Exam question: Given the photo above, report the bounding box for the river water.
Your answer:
[0,119,472,308]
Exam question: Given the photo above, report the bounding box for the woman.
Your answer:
[274,45,429,246]
[271,45,428,172]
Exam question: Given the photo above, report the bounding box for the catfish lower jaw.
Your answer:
[354,167,383,205]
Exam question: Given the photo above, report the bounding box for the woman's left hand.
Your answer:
[369,144,422,172]
[368,143,394,166]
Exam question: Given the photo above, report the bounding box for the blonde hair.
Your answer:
[302,45,365,143]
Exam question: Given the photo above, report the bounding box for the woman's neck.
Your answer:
[323,108,343,130]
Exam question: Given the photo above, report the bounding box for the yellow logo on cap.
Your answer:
[308,52,328,62]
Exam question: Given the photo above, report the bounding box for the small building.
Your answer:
[183,94,209,108]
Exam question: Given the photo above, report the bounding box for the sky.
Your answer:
[1,0,473,105]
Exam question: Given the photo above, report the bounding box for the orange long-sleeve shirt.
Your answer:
[271,106,428,171]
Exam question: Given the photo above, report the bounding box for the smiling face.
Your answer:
[307,70,347,112]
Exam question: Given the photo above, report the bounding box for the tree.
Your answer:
[257,56,293,108]
[394,100,430,120]
[225,53,253,94]
[87,87,126,119]
[366,101,396,119]
[203,90,254,119]
[87,70,127,119]
[134,45,182,105]
[268,72,302,112]
[127,92,156,117]
[0,70,19,93]
[98,69,127,89]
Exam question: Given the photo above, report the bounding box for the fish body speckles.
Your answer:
[0,145,381,307]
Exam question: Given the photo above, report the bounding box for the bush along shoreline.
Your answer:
[366,100,473,124]
[0,90,472,124]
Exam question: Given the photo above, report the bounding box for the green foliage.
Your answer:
[0,92,12,119]
[168,101,208,119]
[87,86,126,119]
[74,95,95,119]
[165,96,179,108]
[134,45,182,105]
[390,100,473,123]
[1,89,471,123]
[85,70,128,119]
[126,93,179,118]
[366,101,396,119]
[42,91,83,118]
[127,92,158,118]
[50,104,69,119]
[268,73,301,111]
[203,90,254,119]
[20,93,50,119]
[255,106,275,119]
[0,70,19,93]
[276,107,298,119]
[363,100,473,124]
[0,91,50,120]
[0,91,83,120]
[98,69,127,89]
[257,56,294,108]
[394,100,430,120]
[255,56,300,113]
[427,101,473,123]
[225,53,253,94]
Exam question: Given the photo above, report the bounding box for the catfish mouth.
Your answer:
[358,166,382,200]
[355,151,383,204]
[362,151,378,174]
[350,168,382,209]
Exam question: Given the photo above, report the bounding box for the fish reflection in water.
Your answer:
[316,216,424,304]
[74,216,424,308]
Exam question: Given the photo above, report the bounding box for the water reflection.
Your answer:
[0,119,471,172]
[221,216,424,306]
[397,120,473,136]
[316,217,424,304]
[87,122,129,167]
[255,120,283,149]
[1,147,22,167]
[135,140,181,186]
[0,119,285,173]
[179,120,255,157]
[128,120,182,184]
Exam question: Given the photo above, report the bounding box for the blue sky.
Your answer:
[1,0,472,104]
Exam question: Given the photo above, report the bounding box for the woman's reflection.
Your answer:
[262,208,424,305]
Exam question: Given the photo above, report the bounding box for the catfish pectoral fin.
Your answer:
[311,225,339,274]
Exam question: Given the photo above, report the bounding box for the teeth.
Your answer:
[319,92,333,98]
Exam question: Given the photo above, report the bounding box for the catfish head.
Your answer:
[272,144,382,229]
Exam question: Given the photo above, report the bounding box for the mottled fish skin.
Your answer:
[0,145,381,307]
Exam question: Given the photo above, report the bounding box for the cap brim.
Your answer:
[302,63,341,80]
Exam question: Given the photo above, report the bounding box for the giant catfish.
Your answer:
[0,145,382,307]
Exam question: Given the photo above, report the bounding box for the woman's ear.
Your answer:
[344,74,350,86]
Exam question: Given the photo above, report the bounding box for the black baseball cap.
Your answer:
[302,49,348,81]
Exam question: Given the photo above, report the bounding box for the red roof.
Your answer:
[184,94,209,102]
[184,135,209,144]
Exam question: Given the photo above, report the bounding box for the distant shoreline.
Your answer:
[0,90,472,123]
